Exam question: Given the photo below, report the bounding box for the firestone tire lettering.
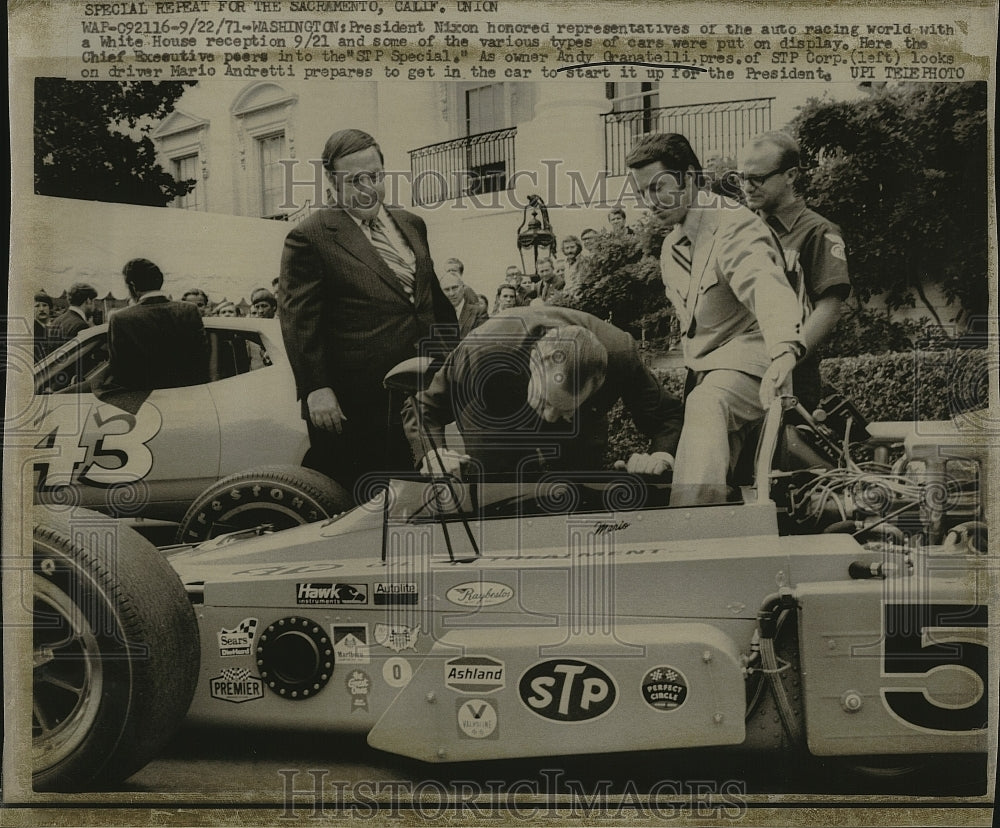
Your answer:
[177,465,352,543]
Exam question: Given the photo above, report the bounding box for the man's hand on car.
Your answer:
[614,451,674,476]
[419,448,472,478]
[307,386,347,433]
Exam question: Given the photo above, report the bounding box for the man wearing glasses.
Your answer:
[740,131,851,410]
[278,128,456,499]
[627,132,806,504]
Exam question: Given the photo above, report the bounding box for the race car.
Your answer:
[28,395,992,792]
[31,317,352,541]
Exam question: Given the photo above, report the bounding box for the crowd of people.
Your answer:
[32,125,848,509]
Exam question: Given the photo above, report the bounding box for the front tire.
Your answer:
[33,507,199,791]
[177,464,352,543]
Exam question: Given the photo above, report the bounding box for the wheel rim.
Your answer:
[202,503,315,538]
[32,572,105,774]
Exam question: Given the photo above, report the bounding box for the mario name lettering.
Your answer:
[594,521,630,535]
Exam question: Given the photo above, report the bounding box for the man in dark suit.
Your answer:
[49,282,97,343]
[34,290,55,361]
[403,307,683,478]
[97,258,209,412]
[439,259,488,339]
[279,128,457,498]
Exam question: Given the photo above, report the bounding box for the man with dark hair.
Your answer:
[279,128,456,498]
[50,281,97,342]
[33,290,54,361]
[98,258,209,408]
[403,306,683,479]
[608,207,634,235]
[626,132,806,503]
[741,131,851,410]
[493,283,518,314]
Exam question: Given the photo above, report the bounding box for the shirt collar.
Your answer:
[69,305,88,320]
[136,290,169,303]
[765,197,807,233]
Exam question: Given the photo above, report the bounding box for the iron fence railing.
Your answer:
[409,127,516,206]
[604,97,774,176]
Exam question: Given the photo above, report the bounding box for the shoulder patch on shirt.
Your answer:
[825,233,847,261]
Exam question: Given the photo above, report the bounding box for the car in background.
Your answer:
[32,317,351,541]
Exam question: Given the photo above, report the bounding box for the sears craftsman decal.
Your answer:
[296,582,367,605]
[519,660,617,722]
[373,582,418,605]
[374,623,420,652]
[881,603,988,733]
[445,656,505,694]
[446,581,514,608]
[332,625,370,665]
[641,666,689,711]
[217,617,258,657]
[457,698,499,740]
[210,667,264,703]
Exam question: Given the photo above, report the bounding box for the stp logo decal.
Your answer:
[519,660,617,722]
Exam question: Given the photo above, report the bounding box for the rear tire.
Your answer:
[32,507,199,791]
[177,464,352,543]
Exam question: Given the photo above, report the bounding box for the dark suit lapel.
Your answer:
[320,207,413,303]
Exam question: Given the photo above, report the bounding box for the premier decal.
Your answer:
[519,659,617,722]
[446,581,514,608]
[217,617,258,657]
[296,582,367,605]
[332,625,370,665]
[640,665,689,711]
[373,623,420,652]
[456,698,499,740]
[445,656,505,694]
[373,582,418,605]
[210,667,264,703]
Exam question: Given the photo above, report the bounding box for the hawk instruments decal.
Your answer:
[296,582,368,605]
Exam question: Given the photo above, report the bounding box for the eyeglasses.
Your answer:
[739,167,790,188]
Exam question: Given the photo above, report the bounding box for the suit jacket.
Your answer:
[49,308,90,342]
[101,296,209,394]
[661,196,804,379]
[456,286,488,339]
[279,205,457,417]
[404,307,683,473]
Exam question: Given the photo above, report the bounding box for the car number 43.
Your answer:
[882,603,988,733]
[34,402,163,489]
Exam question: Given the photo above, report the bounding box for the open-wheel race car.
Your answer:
[29,386,992,792]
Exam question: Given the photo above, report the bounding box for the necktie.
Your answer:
[671,235,696,337]
[368,216,415,303]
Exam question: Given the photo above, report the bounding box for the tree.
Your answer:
[792,83,988,326]
[35,79,196,206]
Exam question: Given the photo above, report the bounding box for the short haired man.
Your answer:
[249,287,278,318]
[403,306,683,479]
[627,132,806,503]
[580,227,600,252]
[493,283,518,314]
[608,207,633,234]
[181,288,210,316]
[97,258,209,411]
[741,131,851,409]
[534,256,565,303]
[279,128,456,497]
[504,264,534,305]
[439,260,487,339]
[50,281,98,342]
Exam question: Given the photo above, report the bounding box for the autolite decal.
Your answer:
[296,582,367,605]
[373,582,418,605]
